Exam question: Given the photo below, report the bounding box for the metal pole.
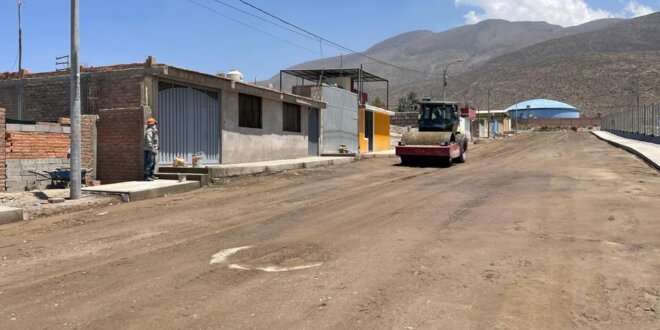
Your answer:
[442,59,463,102]
[69,0,82,200]
[17,0,23,120]
[487,89,491,138]
[357,64,362,156]
[386,80,389,110]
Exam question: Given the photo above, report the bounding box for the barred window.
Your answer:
[239,94,262,129]
[283,103,301,132]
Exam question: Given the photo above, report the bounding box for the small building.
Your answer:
[281,68,393,154]
[475,109,512,137]
[359,104,395,153]
[0,57,326,184]
[506,99,581,119]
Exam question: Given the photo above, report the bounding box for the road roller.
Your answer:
[395,99,467,166]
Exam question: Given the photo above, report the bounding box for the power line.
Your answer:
[188,0,320,55]
[238,0,442,76]
[206,0,319,43]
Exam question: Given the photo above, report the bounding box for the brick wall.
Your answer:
[3,124,70,192]
[81,115,97,182]
[0,109,5,190]
[0,70,144,121]
[515,118,602,129]
[5,131,70,159]
[97,108,143,184]
[0,115,98,192]
[391,112,419,127]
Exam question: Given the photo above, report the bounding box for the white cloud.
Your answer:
[455,0,656,26]
[623,0,655,17]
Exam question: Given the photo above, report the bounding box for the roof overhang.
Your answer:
[362,104,395,116]
[460,107,477,118]
[156,66,326,109]
[281,68,388,83]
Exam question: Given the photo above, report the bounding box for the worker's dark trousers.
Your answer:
[143,151,155,179]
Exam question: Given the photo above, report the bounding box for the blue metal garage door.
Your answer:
[158,82,220,165]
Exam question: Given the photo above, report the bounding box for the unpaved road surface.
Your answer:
[1,132,659,329]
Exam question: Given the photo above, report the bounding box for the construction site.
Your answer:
[1,1,660,329]
[0,132,658,329]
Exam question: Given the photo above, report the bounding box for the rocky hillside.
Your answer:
[271,13,660,116]
[445,12,660,116]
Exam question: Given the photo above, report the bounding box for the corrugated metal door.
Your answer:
[321,87,358,154]
[308,108,319,156]
[158,82,220,165]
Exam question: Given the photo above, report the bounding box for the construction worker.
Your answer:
[143,118,159,181]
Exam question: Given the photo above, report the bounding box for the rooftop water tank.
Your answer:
[227,69,243,82]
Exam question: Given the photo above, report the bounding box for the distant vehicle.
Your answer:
[395,98,467,166]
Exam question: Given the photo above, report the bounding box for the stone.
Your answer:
[0,206,23,225]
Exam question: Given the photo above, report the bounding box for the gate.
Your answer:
[308,108,319,156]
[158,82,220,165]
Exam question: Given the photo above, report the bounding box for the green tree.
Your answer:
[397,92,418,112]
[371,96,386,108]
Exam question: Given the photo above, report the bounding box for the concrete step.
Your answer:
[82,180,200,202]
[157,167,210,174]
[156,173,210,187]
[0,206,24,225]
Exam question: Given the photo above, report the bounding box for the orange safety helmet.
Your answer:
[146,117,157,125]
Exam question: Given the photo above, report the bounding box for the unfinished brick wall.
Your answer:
[4,123,71,192]
[81,115,97,182]
[391,112,419,128]
[0,70,144,121]
[5,130,70,159]
[515,118,602,128]
[97,108,143,184]
[0,115,97,192]
[0,109,5,190]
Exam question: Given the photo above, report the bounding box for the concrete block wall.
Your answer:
[0,109,98,192]
[0,109,5,190]
[5,158,71,192]
[391,112,419,128]
[97,108,143,184]
[515,118,602,129]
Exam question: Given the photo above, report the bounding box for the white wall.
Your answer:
[221,90,310,164]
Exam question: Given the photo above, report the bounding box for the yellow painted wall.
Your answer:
[374,112,391,152]
[358,108,392,153]
[358,109,367,153]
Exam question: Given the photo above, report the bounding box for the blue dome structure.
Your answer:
[505,99,580,119]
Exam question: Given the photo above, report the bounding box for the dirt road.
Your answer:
[1,132,658,329]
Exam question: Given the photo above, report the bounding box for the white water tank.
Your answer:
[227,69,243,82]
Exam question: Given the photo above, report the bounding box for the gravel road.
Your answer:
[1,132,658,329]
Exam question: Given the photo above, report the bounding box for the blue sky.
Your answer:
[0,0,657,80]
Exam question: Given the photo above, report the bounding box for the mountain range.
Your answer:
[271,12,660,116]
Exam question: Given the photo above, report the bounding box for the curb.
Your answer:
[591,131,660,171]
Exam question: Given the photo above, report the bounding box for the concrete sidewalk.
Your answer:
[207,156,355,178]
[592,131,660,170]
[359,149,396,159]
[83,180,200,202]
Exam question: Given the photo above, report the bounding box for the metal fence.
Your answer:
[602,104,660,137]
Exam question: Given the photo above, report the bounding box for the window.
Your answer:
[283,102,301,132]
[239,94,262,128]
